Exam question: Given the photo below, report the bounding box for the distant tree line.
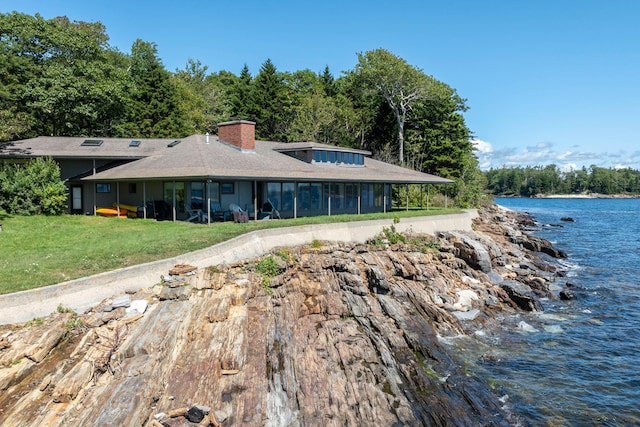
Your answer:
[485,165,640,196]
[0,12,485,208]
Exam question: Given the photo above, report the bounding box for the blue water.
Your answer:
[444,198,640,426]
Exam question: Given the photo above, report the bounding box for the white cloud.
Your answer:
[474,139,640,171]
[471,139,494,169]
[471,138,492,153]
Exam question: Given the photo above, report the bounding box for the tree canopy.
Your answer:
[1,12,485,207]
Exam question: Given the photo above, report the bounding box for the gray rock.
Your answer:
[487,270,504,284]
[453,309,481,321]
[158,286,191,301]
[448,232,492,273]
[500,280,543,311]
[111,295,131,308]
[213,410,228,423]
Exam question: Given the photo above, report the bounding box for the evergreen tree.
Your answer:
[114,39,185,138]
[248,59,289,141]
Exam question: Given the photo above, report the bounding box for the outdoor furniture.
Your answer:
[186,205,201,222]
[230,204,249,223]
[259,199,281,220]
[203,201,231,222]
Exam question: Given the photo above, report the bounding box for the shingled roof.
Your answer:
[0,133,453,185]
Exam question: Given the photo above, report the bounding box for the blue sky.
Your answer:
[3,0,640,170]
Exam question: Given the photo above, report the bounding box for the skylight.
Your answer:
[129,140,141,147]
[81,139,103,147]
[167,140,181,147]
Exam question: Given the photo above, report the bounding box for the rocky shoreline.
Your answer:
[0,204,569,426]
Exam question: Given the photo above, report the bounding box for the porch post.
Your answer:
[253,180,258,221]
[420,184,423,209]
[172,181,176,222]
[206,179,211,225]
[383,195,386,213]
[116,182,121,217]
[406,184,409,211]
[328,197,331,216]
[427,185,430,210]
[357,183,361,215]
[293,181,297,219]
[143,181,147,219]
[92,159,97,216]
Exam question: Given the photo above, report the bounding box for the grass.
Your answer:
[0,206,461,295]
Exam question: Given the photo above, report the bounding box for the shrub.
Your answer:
[0,157,67,215]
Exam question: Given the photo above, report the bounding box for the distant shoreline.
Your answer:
[497,193,640,199]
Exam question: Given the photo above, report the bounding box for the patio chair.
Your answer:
[203,201,228,222]
[186,205,201,222]
[259,199,281,220]
[229,204,249,223]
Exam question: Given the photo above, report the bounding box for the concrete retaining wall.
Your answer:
[0,210,477,325]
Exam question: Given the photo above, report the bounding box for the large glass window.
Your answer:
[374,184,384,207]
[267,182,281,209]
[310,183,322,209]
[345,183,357,209]
[282,183,294,211]
[297,183,310,210]
[331,183,344,209]
[361,184,374,208]
[164,182,185,213]
[190,182,204,209]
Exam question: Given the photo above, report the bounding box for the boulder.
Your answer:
[447,232,492,273]
[500,280,543,311]
[185,406,205,423]
[559,289,576,300]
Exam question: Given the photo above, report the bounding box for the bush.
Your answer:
[0,157,67,215]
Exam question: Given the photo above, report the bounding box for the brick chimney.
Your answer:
[217,120,256,151]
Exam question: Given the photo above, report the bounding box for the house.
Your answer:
[0,120,453,221]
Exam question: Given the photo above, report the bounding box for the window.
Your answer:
[221,182,234,194]
[167,140,181,147]
[282,183,294,211]
[345,183,357,208]
[96,183,111,193]
[191,182,204,209]
[128,183,137,193]
[267,182,281,209]
[374,184,384,207]
[297,183,310,210]
[164,182,185,214]
[361,184,373,208]
[310,183,322,209]
[82,139,103,147]
[129,140,141,147]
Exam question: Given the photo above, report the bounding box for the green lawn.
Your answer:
[0,207,460,295]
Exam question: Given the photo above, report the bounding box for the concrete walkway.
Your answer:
[0,210,478,325]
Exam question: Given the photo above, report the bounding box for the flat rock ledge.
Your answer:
[0,204,567,426]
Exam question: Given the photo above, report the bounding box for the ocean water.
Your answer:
[441,198,640,426]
